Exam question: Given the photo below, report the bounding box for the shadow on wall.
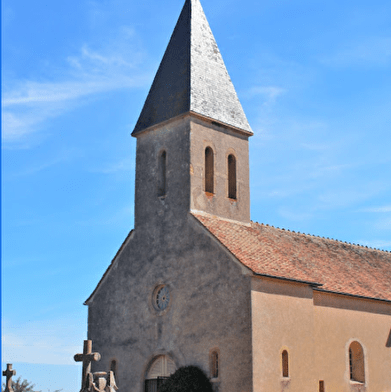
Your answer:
[386,329,391,348]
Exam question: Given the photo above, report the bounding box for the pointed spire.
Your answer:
[132,0,252,135]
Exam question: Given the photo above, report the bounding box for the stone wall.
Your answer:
[251,277,391,392]
[87,116,254,392]
[190,116,250,223]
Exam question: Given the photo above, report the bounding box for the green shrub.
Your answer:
[159,366,213,392]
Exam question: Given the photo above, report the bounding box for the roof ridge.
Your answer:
[253,221,391,254]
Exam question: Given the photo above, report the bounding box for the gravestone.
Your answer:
[74,340,101,391]
[74,340,118,392]
[2,364,16,392]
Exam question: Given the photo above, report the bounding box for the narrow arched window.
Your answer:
[228,154,237,199]
[210,350,219,379]
[349,341,365,383]
[205,147,214,194]
[157,150,167,197]
[110,359,117,376]
[282,350,289,378]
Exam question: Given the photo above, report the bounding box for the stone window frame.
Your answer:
[209,347,220,381]
[347,340,366,385]
[149,283,173,316]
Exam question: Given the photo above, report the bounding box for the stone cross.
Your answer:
[74,340,101,390]
[2,364,16,392]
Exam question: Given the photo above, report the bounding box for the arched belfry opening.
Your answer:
[145,355,176,392]
[205,147,214,194]
[228,154,237,200]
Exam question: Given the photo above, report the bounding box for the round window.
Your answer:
[154,285,170,311]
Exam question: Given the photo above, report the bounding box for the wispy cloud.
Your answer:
[3,78,132,107]
[359,205,391,213]
[88,157,135,174]
[319,36,391,67]
[278,206,313,222]
[2,318,85,365]
[246,85,286,103]
[317,182,387,210]
[9,149,81,177]
[2,31,149,146]
[76,205,134,227]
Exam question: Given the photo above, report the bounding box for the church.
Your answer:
[84,0,391,391]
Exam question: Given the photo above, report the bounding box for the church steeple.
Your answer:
[132,0,252,135]
[133,0,252,229]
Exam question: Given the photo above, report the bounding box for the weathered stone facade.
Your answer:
[87,112,254,392]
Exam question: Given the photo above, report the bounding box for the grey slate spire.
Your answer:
[132,0,252,135]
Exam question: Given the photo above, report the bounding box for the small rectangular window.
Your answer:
[319,380,325,392]
[157,151,167,197]
[210,350,219,379]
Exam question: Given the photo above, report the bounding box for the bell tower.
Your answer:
[132,0,252,231]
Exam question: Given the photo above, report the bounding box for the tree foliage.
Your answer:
[158,366,213,392]
[2,377,38,392]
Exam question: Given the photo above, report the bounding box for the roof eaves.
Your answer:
[131,111,253,138]
[253,272,323,287]
[313,287,391,304]
[189,111,253,136]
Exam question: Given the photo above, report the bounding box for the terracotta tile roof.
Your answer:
[192,212,391,302]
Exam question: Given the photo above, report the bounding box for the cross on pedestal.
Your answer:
[74,340,101,390]
[3,364,16,392]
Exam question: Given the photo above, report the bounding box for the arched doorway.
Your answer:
[145,355,176,392]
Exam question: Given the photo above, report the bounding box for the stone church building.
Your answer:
[85,0,391,391]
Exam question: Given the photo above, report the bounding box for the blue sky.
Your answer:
[2,0,391,391]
